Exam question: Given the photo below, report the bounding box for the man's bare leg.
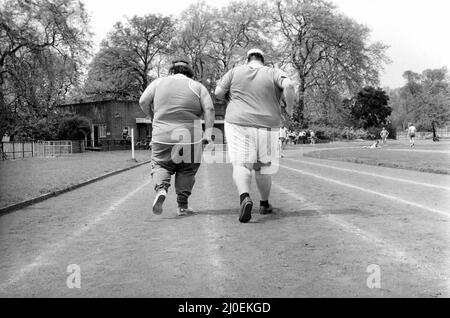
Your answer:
[232,164,252,195]
[255,169,273,215]
[255,170,271,201]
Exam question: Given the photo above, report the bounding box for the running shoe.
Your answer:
[239,197,253,223]
[152,189,167,215]
[177,207,195,216]
[259,204,273,215]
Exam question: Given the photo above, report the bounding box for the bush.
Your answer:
[385,123,397,139]
[58,115,91,140]
[308,125,342,141]
[365,127,380,140]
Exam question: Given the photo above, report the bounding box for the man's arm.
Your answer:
[215,85,227,101]
[281,78,295,117]
[139,79,158,118]
[274,69,295,117]
[214,69,232,101]
[200,85,216,142]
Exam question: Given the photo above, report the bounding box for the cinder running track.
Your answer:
[1,147,449,297]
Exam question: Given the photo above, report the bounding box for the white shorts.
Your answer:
[225,122,280,171]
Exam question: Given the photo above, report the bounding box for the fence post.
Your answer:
[131,129,135,160]
[22,142,25,158]
[12,142,15,160]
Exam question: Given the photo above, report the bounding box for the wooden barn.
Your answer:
[58,99,226,149]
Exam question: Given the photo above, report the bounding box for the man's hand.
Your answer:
[202,132,214,145]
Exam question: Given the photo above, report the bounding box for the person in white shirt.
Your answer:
[279,126,288,157]
[380,127,389,145]
[407,123,417,148]
[310,130,316,144]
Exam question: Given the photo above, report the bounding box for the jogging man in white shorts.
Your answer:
[408,123,417,148]
[215,49,295,223]
[279,126,288,158]
[380,127,389,145]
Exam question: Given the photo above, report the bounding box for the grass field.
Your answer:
[304,140,450,175]
[1,140,449,209]
[0,150,151,209]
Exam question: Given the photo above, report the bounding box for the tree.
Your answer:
[389,67,450,130]
[271,0,388,124]
[350,86,391,129]
[0,0,91,139]
[84,14,174,99]
[173,1,271,94]
[208,1,270,74]
[174,1,215,86]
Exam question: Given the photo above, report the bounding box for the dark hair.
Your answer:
[247,53,265,64]
[169,64,194,78]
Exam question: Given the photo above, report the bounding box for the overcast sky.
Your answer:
[84,0,450,89]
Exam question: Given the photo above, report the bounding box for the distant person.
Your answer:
[300,130,306,144]
[380,128,389,145]
[310,130,316,144]
[278,126,288,158]
[408,123,417,148]
[362,140,381,149]
[139,58,215,216]
[294,131,300,145]
[122,127,129,140]
[288,130,295,145]
[215,48,295,223]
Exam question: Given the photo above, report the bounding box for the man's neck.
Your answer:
[248,60,264,69]
[172,73,187,78]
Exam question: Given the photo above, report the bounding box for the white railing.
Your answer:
[34,141,73,157]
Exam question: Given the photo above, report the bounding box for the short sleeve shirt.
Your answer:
[150,75,204,144]
[218,64,288,128]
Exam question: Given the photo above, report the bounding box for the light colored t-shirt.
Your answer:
[408,126,417,136]
[151,74,204,144]
[279,127,288,139]
[218,63,288,129]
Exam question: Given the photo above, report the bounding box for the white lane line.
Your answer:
[0,179,152,292]
[386,149,450,154]
[285,158,450,191]
[201,166,227,296]
[273,183,449,282]
[279,164,450,219]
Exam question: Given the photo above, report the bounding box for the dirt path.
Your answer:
[0,153,448,297]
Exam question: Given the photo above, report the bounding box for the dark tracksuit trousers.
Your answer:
[151,142,202,209]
